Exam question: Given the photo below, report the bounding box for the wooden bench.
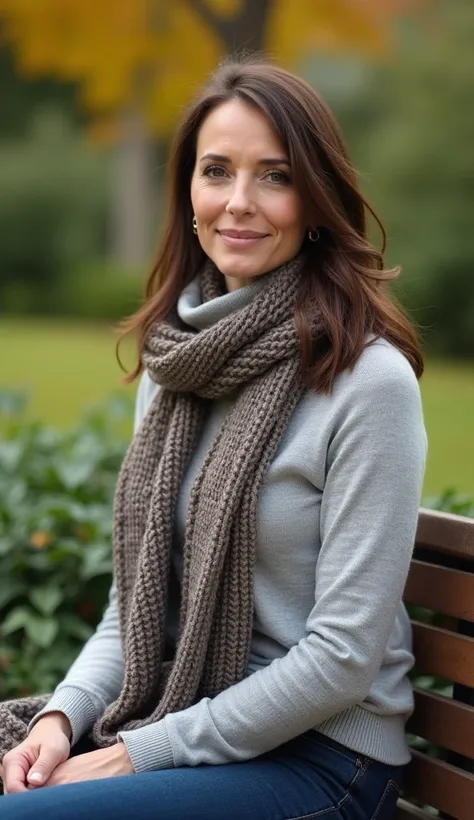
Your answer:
[397,507,474,820]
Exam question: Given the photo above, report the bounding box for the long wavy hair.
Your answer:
[119,57,423,391]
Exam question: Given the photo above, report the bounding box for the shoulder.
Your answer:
[318,340,427,470]
[133,371,160,434]
[334,338,422,409]
[324,339,426,455]
[292,339,426,487]
[292,339,424,444]
[297,338,424,446]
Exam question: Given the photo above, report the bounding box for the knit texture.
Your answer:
[0,255,306,759]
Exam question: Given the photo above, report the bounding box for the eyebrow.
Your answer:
[199,152,291,166]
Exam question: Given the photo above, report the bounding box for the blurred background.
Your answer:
[1,0,473,496]
[1,0,473,699]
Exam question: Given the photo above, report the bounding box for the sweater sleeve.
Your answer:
[28,373,157,745]
[119,354,427,772]
[28,584,124,744]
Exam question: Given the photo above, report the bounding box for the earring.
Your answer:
[192,216,198,235]
[308,228,320,242]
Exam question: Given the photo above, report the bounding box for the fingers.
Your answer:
[2,726,70,794]
[3,744,67,793]
[26,746,67,788]
[2,752,30,794]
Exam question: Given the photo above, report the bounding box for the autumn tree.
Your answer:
[0,0,419,266]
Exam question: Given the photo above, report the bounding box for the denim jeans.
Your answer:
[1,731,403,819]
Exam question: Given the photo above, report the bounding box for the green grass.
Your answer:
[2,318,474,497]
[418,358,474,497]
[1,317,136,430]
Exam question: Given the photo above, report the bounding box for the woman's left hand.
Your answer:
[44,743,134,788]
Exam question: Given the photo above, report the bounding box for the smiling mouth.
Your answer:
[218,230,269,248]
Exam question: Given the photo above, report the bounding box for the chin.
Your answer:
[213,253,268,280]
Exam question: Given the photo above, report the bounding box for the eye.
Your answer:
[263,169,291,185]
[202,165,228,179]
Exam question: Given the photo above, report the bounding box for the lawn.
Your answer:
[2,318,474,497]
[1,318,136,428]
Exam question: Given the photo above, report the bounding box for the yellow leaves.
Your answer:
[145,1,224,134]
[30,531,52,550]
[75,526,90,542]
[268,0,390,63]
[204,0,242,17]
[29,524,88,550]
[0,0,420,136]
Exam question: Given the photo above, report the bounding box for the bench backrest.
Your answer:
[398,508,474,820]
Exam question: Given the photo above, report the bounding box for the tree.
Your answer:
[346,0,474,356]
[0,0,419,265]
[0,38,79,140]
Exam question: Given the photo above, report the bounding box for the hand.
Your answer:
[44,743,134,787]
[0,712,71,794]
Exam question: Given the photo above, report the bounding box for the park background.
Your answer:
[0,0,473,697]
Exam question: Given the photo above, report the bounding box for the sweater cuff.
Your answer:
[27,687,98,746]
[118,721,175,772]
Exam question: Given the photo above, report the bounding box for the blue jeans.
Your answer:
[1,731,403,819]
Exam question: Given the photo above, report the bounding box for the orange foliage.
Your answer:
[0,0,420,136]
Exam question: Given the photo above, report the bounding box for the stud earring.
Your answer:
[192,216,198,235]
[308,228,320,242]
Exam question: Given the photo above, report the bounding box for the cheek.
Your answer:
[191,181,222,224]
[272,195,305,236]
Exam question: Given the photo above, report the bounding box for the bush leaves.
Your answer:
[0,390,132,697]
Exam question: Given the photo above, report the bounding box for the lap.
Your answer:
[0,732,403,820]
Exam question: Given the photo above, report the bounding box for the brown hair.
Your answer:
[119,57,423,391]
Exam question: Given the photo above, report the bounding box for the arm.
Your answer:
[119,356,427,771]
[28,373,159,746]
[28,585,124,744]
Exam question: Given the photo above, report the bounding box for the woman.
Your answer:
[0,58,426,819]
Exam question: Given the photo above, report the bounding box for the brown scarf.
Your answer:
[0,254,306,759]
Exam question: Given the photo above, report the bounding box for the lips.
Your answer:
[219,229,268,239]
[217,229,269,250]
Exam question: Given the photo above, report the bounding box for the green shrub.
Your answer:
[355,4,474,357]
[423,487,474,518]
[54,260,144,321]
[0,389,132,697]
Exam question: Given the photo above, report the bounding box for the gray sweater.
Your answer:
[30,276,427,772]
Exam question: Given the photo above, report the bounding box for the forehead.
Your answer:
[196,98,286,158]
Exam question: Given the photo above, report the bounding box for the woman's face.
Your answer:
[190,98,306,291]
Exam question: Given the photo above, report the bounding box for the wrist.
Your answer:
[114,740,135,773]
[35,711,72,741]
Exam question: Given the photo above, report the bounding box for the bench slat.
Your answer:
[404,510,474,820]
[404,750,474,820]
[416,508,474,559]
[405,560,474,621]
[407,687,474,758]
[396,799,434,820]
[412,621,474,687]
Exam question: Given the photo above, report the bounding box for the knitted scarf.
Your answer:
[0,254,307,760]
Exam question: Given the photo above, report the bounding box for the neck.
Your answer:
[224,274,253,293]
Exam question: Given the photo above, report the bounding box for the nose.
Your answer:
[225,176,256,217]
